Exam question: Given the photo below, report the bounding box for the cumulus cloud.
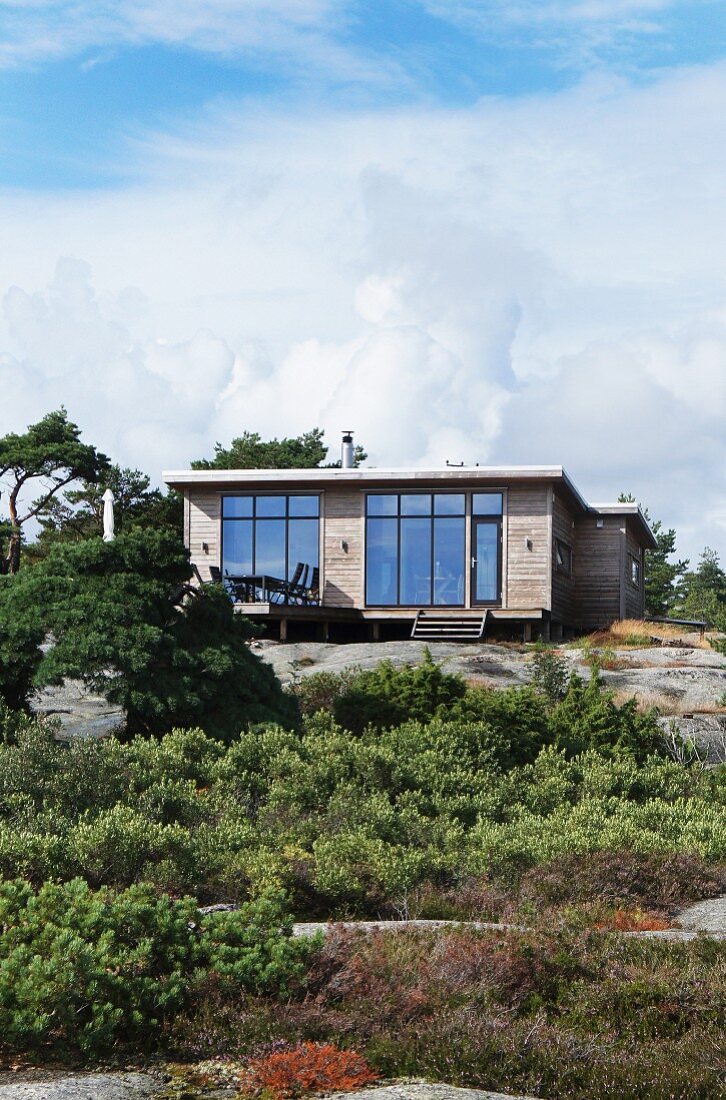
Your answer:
[1,65,725,559]
[0,258,237,474]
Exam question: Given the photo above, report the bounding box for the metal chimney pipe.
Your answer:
[341,430,354,469]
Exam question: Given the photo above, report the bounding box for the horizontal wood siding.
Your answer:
[625,523,645,619]
[574,515,623,629]
[188,490,221,582]
[505,484,550,610]
[551,492,577,624]
[323,490,363,607]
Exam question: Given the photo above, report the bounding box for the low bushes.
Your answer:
[290,652,664,764]
[0,718,721,915]
[291,651,468,735]
[0,879,310,1056]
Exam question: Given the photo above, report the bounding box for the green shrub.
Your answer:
[0,689,719,917]
[549,671,662,760]
[0,879,310,1055]
[332,650,467,734]
[287,670,354,717]
[530,643,570,703]
[0,529,299,738]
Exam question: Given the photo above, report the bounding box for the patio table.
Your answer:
[226,574,288,603]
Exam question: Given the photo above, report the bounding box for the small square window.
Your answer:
[401,493,432,515]
[555,538,573,576]
[288,495,319,517]
[255,496,286,517]
[433,494,465,515]
[473,492,503,515]
[367,494,397,516]
[222,496,253,518]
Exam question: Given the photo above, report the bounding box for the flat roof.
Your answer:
[162,465,657,547]
[164,462,586,498]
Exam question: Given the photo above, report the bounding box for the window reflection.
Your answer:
[473,522,499,602]
[366,494,465,606]
[472,493,503,516]
[434,518,465,605]
[366,518,398,605]
[222,496,319,582]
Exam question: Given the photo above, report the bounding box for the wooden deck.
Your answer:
[233,601,548,641]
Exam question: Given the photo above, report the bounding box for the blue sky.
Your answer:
[1,0,725,560]
[2,0,725,189]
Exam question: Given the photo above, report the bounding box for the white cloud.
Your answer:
[424,0,673,27]
[0,0,396,87]
[1,65,725,560]
[421,0,687,70]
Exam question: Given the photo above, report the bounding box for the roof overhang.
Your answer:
[589,503,659,550]
[163,465,658,547]
[163,463,588,509]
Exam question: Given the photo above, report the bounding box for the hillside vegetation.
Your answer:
[0,654,723,1096]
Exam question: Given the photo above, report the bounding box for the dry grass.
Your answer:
[611,687,726,716]
[612,688,685,715]
[571,620,715,655]
[610,619,711,648]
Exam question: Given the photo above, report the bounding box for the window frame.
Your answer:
[628,551,641,589]
[220,493,320,583]
[364,492,468,608]
[554,537,573,577]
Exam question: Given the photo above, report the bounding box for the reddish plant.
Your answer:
[593,908,672,933]
[239,1040,378,1099]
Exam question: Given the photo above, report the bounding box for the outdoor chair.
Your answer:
[209,565,241,600]
[285,562,309,604]
[301,566,319,605]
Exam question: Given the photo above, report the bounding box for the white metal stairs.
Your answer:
[411,609,489,642]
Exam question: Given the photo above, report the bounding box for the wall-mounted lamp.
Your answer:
[596,519,604,529]
[201,541,209,553]
[525,537,533,551]
[340,539,348,553]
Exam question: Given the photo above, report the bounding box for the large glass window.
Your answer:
[222,495,319,582]
[365,494,465,606]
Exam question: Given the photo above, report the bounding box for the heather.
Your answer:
[168,925,726,1100]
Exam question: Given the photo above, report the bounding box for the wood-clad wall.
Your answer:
[188,490,221,582]
[504,484,551,610]
[322,490,363,607]
[574,514,623,629]
[624,523,645,619]
[551,491,577,624]
[183,482,649,630]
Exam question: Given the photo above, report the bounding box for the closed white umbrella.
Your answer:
[102,488,115,542]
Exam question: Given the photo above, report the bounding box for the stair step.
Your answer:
[411,610,488,642]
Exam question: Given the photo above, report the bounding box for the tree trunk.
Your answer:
[4,529,21,575]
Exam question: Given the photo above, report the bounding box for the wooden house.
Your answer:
[163,459,657,641]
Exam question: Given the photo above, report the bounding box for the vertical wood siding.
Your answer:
[625,523,645,619]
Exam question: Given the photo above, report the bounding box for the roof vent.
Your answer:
[341,430,355,469]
